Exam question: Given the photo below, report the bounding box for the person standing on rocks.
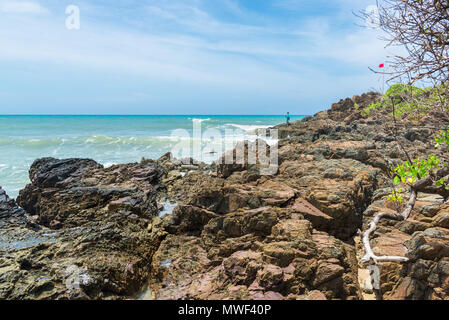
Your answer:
[285,112,291,126]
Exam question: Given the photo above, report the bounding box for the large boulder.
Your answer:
[17,158,163,229]
[1,158,166,300]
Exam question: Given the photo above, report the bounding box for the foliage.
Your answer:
[391,156,440,186]
[361,102,381,117]
[361,84,445,118]
[435,128,449,148]
[386,188,404,204]
[387,129,449,204]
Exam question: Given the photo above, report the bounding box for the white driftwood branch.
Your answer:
[361,189,417,264]
[361,212,409,263]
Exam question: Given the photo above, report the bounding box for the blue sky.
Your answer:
[0,0,395,115]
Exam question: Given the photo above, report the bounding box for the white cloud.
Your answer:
[0,1,391,75]
[0,0,400,113]
[0,1,49,14]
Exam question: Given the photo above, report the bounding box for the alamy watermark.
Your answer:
[169,120,279,176]
[65,5,80,30]
[62,5,379,32]
[367,265,380,290]
[365,5,380,29]
[64,265,94,292]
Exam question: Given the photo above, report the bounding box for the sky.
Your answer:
[0,0,397,115]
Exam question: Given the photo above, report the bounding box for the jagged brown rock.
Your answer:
[2,91,449,300]
[1,159,167,299]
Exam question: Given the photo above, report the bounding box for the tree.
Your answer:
[359,1,449,266]
[373,0,449,85]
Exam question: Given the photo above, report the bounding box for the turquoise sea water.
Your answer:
[0,115,305,198]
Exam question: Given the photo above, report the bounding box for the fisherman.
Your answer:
[0,186,8,202]
[285,112,291,126]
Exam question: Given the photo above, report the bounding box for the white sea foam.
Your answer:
[226,124,272,132]
[103,162,116,168]
[192,118,211,123]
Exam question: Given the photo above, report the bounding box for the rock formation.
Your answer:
[1,91,449,300]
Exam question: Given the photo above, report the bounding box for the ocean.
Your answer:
[0,115,305,198]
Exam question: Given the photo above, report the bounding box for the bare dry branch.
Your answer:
[361,0,449,85]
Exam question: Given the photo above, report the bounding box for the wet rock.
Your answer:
[17,158,163,229]
[1,158,166,300]
[27,158,102,188]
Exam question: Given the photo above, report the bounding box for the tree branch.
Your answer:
[361,165,449,264]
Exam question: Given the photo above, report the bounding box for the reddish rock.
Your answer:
[313,263,345,286]
[290,198,333,231]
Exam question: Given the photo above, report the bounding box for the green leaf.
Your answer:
[393,176,401,185]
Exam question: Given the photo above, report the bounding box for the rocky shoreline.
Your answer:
[1,92,449,300]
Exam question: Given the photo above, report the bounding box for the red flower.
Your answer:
[379,63,385,68]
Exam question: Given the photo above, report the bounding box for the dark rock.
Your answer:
[1,158,166,300]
